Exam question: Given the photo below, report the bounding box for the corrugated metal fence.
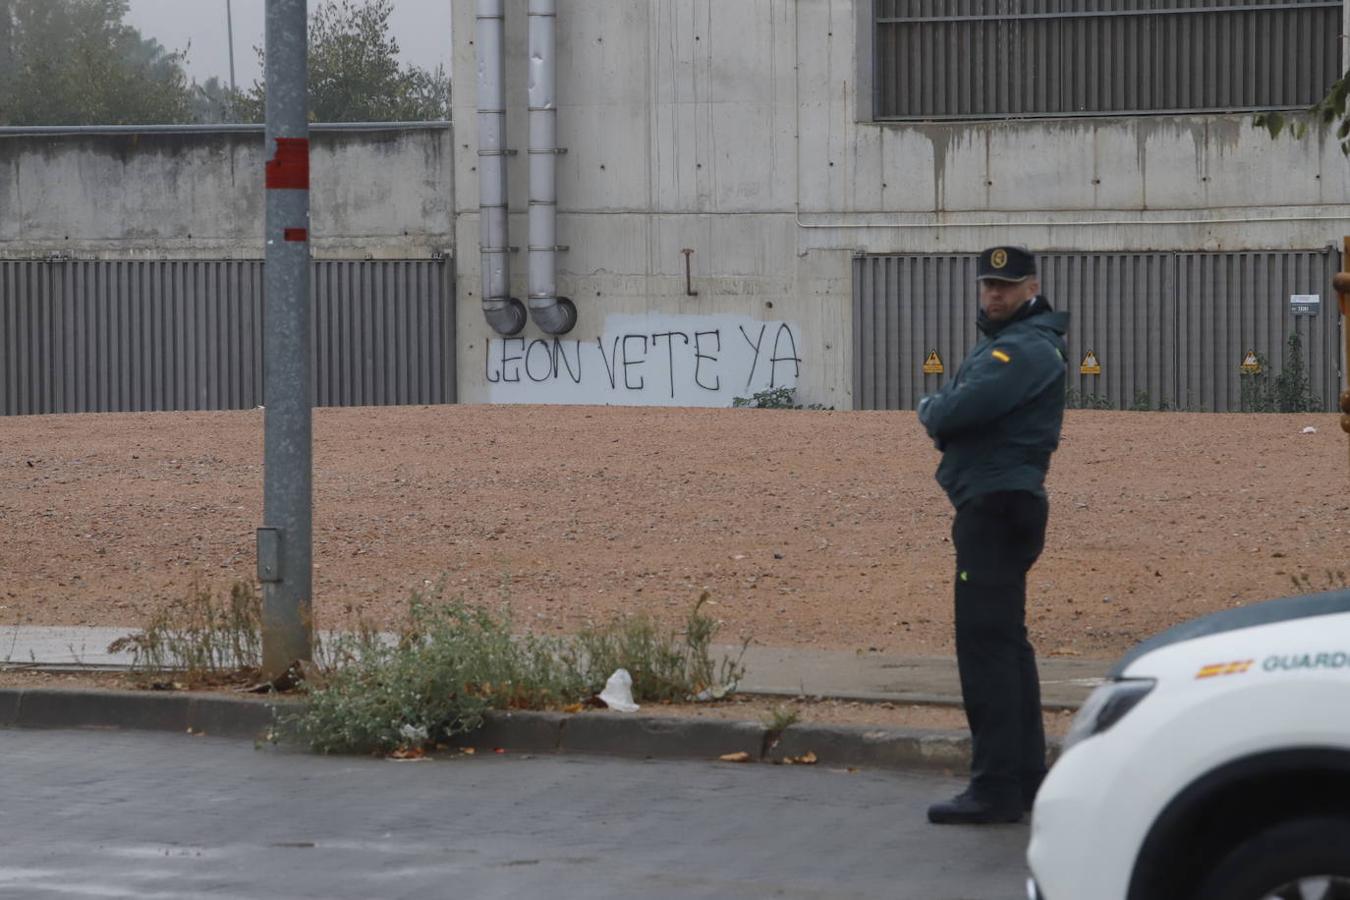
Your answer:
[874,0,1341,119]
[853,249,1343,412]
[0,258,455,416]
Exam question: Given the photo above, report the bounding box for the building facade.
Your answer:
[3,0,1347,414]
[0,124,457,414]
[451,0,1350,411]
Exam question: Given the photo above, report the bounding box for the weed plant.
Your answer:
[1065,387,1114,410]
[1240,333,1321,413]
[289,595,587,754]
[732,386,831,410]
[107,582,262,682]
[574,595,747,703]
[761,704,800,735]
[113,580,748,755]
[286,587,747,755]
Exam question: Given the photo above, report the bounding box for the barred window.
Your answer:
[873,0,1342,120]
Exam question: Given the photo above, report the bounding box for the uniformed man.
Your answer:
[918,246,1069,825]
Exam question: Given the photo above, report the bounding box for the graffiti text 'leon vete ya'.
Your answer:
[485,323,802,397]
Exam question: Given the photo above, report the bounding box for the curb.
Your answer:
[0,687,1062,772]
[741,687,1082,713]
[1,687,279,739]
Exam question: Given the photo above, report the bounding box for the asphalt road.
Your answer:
[0,729,1031,900]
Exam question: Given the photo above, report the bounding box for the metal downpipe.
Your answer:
[476,0,526,335]
[526,0,576,335]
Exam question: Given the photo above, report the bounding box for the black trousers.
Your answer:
[951,490,1048,803]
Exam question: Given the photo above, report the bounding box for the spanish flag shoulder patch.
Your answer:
[991,349,1011,364]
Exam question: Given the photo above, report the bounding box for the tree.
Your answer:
[236,0,450,124]
[0,2,13,97]
[0,0,197,126]
[1254,73,1350,155]
[190,76,245,125]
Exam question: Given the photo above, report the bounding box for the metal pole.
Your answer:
[525,0,575,335]
[475,0,527,336]
[1333,238,1350,476]
[1337,238,1350,476]
[226,0,238,94]
[259,0,312,680]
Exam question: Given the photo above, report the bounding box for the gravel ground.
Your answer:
[1,405,1345,657]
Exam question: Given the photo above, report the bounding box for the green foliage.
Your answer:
[1160,392,1203,413]
[0,0,450,126]
[574,595,748,704]
[0,0,196,125]
[761,704,800,735]
[289,596,580,755]
[732,386,831,410]
[188,76,248,125]
[1064,386,1202,412]
[1128,389,1153,412]
[733,386,796,408]
[1065,387,1113,410]
[1239,351,1273,412]
[1255,71,1350,155]
[235,0,449,124]
[108,584,748,757]
[107,581,262,681]
[281,586,747,756]
[1239,333,1320,413]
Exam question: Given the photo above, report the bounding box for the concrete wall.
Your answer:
[0,124,454,261]
[451,0,1350,409]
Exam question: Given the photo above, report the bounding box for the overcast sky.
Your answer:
[123,0,453,90]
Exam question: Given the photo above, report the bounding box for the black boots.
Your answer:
[926,789,1024,825]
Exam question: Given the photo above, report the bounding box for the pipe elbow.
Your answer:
[528,297,577,335]
[483,297,528,336]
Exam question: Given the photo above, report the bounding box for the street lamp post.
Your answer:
[258,0,312,681]
[226,0,237,94]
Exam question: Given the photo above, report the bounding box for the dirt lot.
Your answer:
[1,405,1345,658]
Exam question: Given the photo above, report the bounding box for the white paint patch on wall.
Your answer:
[483,314,803,407]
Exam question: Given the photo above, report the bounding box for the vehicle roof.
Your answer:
[1110,589,1350,678]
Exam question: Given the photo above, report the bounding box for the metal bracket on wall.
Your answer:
[256,527,281,583]
[682,249,699,297]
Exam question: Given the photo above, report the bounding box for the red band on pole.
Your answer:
[283,228,308,242]
[265,137,310,190]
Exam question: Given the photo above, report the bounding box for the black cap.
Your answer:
[976,246,1036,282]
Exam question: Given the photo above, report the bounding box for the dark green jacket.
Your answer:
[918,297,1069,509]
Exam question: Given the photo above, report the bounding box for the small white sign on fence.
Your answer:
[1290,294,1320,317]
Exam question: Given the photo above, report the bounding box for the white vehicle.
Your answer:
[1027,589,1350,900]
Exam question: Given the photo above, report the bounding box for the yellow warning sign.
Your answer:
[922,350,944,375]
[1079,350,1101,376]
[1240,350,1261,374]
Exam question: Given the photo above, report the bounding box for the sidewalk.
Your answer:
[0,626,1115,773]
[2,626,1109,709]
